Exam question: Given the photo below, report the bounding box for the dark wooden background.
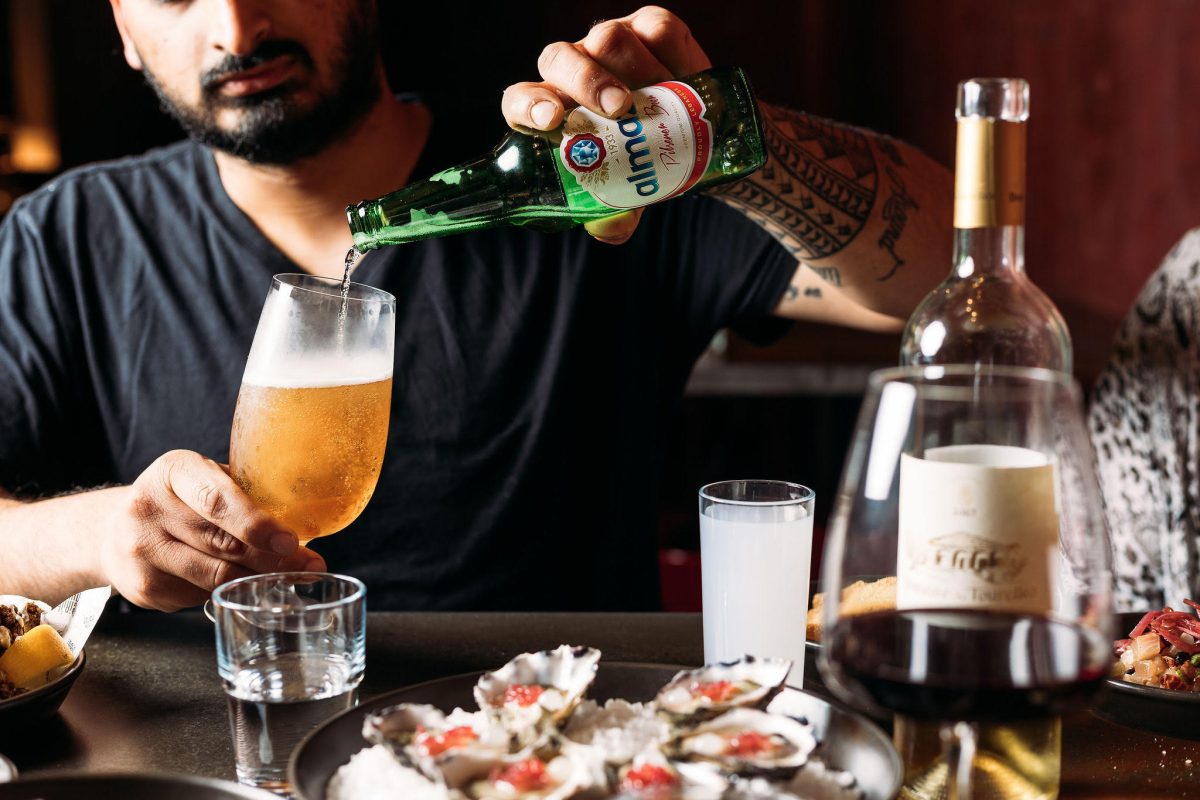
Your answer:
[3,0,1199,606]
[7,0,1200,378]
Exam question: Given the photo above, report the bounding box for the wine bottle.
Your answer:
[899,78,1071,373]
[346,67,765,249]
[894,78,1073,800]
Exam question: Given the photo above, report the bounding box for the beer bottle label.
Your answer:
[896,444,1058,615]
[555,81,713,210]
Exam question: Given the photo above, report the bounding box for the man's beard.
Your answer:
[141,5,382,165]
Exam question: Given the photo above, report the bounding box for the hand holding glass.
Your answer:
[230,274,395,544]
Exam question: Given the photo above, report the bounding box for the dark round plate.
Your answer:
[0,651,85,736]
[0,773,277,799]
[1090,611,1200,740]
[290,662,901,800]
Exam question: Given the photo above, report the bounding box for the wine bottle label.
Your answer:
[555,81,714,210]
[896,444,1057,614]
[954,118,1026,228]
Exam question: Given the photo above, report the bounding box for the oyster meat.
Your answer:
[363,703,514,778]
[662,708,816,779]
[475,645,601,733]
[654,657,790,723]
[440,743,604,800]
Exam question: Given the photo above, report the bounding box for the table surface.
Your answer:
[2,610,1197,799]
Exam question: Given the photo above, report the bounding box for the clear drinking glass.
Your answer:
[699,480,815,686]
[817,366,1112,800]
[230,274,395,546]
[213,572,366,795]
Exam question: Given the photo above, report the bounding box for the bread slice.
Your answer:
[806,576,898,642]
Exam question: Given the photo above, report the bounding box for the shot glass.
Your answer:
[212,573,366,795]
[699,480,815,686]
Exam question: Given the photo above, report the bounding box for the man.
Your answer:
[0,1,951,611]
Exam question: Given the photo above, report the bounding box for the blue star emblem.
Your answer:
[571,139,601,167]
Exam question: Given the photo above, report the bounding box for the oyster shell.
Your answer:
[654,657,791,723]
[475,645,601,733]
[363,703,514,777]
[612,751,726,800]
[661,708,816,779]
[439,743,604,800]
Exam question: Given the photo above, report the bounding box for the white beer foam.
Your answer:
[243,354,392,389]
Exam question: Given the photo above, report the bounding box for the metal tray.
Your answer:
[290,661,901,800]
[0,773,277,799]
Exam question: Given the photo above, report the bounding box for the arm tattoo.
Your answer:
[874,135,906,167]
[782,284,824,304]
[876,167,919,281]
[812,266,843,287]
[709,105,877,261]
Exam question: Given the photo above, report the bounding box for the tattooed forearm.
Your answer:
[782,284,826,303]
[876,167,919,281]
[812,266,843,287]
[874,135,906,167]
[709,105,877,261]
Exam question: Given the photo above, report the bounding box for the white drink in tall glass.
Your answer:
[700,500,813,685]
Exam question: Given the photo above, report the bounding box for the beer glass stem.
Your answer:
[941,720,978,800]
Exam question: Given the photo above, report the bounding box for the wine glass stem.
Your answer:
[941,720,978,800]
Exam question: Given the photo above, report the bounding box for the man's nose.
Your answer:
[210,0,272,56]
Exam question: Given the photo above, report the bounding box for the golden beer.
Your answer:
[230,377,392,544]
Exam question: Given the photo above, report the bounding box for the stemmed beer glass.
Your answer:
[818,366,1112,800]
[230,274,395,546]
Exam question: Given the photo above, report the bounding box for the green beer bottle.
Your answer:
[346,67,765,250]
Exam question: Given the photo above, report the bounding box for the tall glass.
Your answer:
[700,480,815,686]
[818,366,1112,800]
[230,274,395,545]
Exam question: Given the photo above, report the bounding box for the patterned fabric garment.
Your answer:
[1089,227,1200,612]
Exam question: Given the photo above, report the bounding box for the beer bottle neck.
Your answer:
[347,149,512,250]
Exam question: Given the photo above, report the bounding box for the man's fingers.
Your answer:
[179,517,324,574]
[280,548,327,573]
[584,209,643,244]
[156,450,297,556]
[578,19,673,88]
[537,41,630,118]
[120,566,211,613]
[620,6,711,76]
[163,540,257,596]
[502,82,567,131]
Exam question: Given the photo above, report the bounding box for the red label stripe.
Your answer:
[660,81,712,197]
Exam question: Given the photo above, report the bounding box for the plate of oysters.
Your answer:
[290,645,900,800]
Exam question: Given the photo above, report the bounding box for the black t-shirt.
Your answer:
[0,138,795,611]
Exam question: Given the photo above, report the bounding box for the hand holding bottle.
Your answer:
[500,6,713,245]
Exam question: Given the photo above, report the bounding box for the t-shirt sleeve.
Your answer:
[0,204,82,494]
[638,195,797,351]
